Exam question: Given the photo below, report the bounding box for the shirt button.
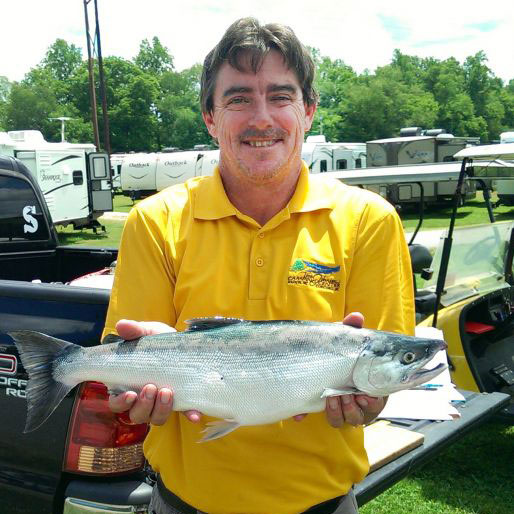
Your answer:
[258,233,265,239]
[255,257,264,267]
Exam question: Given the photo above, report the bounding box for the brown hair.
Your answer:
[200,17,318,114]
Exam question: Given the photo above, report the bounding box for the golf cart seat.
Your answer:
[409,244,437,322]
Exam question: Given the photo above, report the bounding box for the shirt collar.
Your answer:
[193,161,335,221]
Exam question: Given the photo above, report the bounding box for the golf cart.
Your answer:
[413,143,514,422]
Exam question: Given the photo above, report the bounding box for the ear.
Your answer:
[303,102,317,132]
[202,111,218,139]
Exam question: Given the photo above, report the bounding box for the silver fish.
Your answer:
[9,317,447,440]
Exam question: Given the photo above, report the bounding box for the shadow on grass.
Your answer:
[57,229,110,244]
[363,421,513,514]
[414,421,512,513]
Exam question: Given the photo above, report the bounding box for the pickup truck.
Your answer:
[0,155,152,513]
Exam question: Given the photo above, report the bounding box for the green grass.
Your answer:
[361,421,513,514]
[56,192,514,248]
[401,192,514,232]
[57,218,125,247]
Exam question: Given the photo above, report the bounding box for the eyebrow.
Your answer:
[222,83,298,98]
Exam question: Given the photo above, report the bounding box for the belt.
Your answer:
[156,475,344,514]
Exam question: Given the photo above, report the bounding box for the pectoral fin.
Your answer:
[199,420,240,442]
[321,388,357,398]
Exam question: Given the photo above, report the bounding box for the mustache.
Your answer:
[239,128,288,141]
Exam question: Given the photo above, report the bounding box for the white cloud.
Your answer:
[1,0,513,83]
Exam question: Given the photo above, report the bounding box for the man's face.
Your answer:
[203,50,316,185]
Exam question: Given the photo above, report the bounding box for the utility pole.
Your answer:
[83,0,100,150]
[83,0,110,154]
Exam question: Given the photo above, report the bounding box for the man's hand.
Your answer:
[325,312,387,427]
[107,319,202,425]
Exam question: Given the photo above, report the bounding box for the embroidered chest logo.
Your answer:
[288,259,341,291]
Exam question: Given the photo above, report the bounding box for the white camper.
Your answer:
[121,149,220,199]
[301,135,366,172]
[0,130,112,229]
[460,135,514,206]
[364,129,478,206]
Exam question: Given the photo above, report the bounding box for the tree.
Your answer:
[42,39,83,82]
[0,76,11,130]
[4,81,58,135]
[156,64,210,149]
[135,37,174,75]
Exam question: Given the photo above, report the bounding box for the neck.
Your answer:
[220,164,302,226]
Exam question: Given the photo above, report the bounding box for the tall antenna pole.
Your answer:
[94,0,111,155]
[83,0,101,150]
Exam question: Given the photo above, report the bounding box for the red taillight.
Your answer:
[64,381,148,475]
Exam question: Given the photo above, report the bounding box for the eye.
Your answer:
[402,351,416,364]
[270,95,292,104]
[228,97,249,105]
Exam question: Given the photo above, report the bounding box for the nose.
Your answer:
[248,97,273,130]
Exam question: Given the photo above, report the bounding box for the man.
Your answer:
[104,17,415,514]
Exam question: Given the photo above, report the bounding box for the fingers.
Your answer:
[109,390,138,413]
[355,395,386,424]
[325,394,386,428]
[183,410,202,423]
[115,319,176,340]
[108,385,174,425]
[342,312,364,329]
[325,395,364,427]
[326,396,346,427]
[108,385,203,426]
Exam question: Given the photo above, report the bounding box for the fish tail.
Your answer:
[9,330,82,433]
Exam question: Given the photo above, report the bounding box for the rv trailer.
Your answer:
[488,133,514,206]
[0,130,112,229]
[364,128,479,207]
[301,135,366,173]
[120,149,220,199]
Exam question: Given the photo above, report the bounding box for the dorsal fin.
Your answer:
[185,317,244,331]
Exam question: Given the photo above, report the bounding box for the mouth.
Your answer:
[243,139,282,148]
[404,362,448,384]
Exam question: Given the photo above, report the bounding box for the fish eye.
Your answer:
[402,351,416,364]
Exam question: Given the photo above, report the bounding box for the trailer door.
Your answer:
[87,152,113,214]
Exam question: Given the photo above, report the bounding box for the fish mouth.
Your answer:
[404,362,448,385]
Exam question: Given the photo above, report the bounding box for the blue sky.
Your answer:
[1,0,513,83]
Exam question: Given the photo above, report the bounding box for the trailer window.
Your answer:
[336,159,347,170]
[320,160,328,172]
[355,159,362,168]
[0,176,49,242]
[91,156,108,179]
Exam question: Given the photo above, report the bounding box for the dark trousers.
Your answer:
[149,475,359,514]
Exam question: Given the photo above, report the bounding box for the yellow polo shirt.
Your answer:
[103,163,415,514]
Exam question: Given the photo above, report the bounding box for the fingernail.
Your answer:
[328,397,339,410]
[342,395,352,405]
[160,390,171,404]
[144,387,156,400]
[125,392,137,404]
[357,397,368,407]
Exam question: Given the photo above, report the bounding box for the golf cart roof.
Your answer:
[455,143,514,160]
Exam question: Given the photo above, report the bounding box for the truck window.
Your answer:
[0,176,50,242]
[320,160,328,172]
[336,159,347,170]
[355,159,362,168]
